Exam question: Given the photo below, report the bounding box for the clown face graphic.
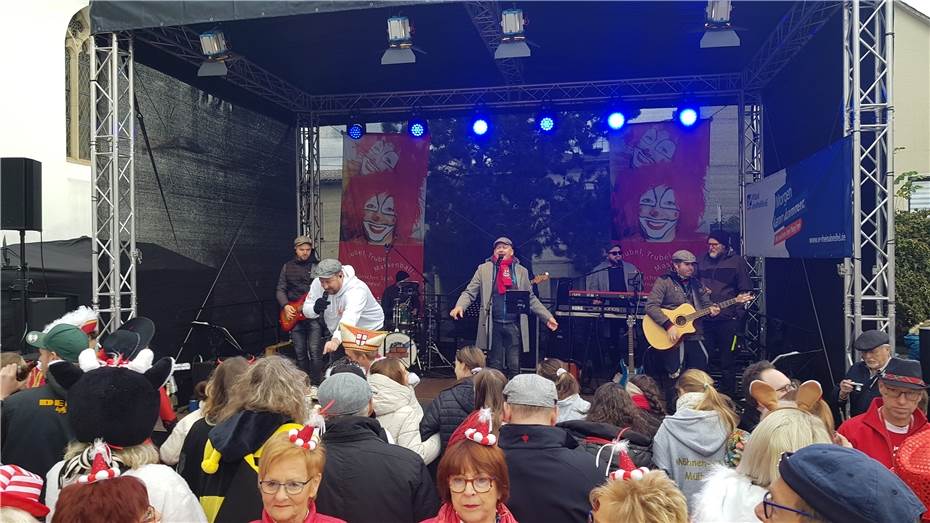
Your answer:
[631,126,677,168]
[362,192,396,245]
[638,184,679,242]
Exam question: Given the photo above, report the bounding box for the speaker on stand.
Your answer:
[1,158,43,348]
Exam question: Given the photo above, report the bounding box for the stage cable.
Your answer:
[133,93,181,251]
[39,231,49,296]
[803,259,837,388]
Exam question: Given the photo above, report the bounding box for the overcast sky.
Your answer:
[906,0,930,17]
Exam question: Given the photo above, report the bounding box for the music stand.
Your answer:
[506,290,530,314]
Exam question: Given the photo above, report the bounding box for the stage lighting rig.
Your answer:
[471,115,490,137]
[674,106,700,128]
[536,108,556,134]
[198,30,230,77]
[407,117,429,138]
[700,0,741,48]
[347,122,366,140]
[495,9,531,59]
[382,16,422,65]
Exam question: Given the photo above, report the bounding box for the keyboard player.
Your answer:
[585,243,640,292]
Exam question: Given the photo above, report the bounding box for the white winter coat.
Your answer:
[369,373,440,464]
[691,465,765,523]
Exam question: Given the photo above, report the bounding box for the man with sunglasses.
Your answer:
[755,444,924,522]
[837,358,929,468]
[585,243,640,293]
[700,230,752,396]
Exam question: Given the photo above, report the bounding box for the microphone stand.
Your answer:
[486,256,503,361]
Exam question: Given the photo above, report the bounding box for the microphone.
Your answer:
[495,254,504,266]
[190,321,210,326]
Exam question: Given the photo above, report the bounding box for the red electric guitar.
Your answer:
[279,295,308,333]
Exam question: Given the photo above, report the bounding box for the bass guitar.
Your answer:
[643,292,753,350]
[279,295,308,333]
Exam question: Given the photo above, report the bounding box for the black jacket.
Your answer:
[558,419,654,472]
[276,256,316,306]
[499,424,604,523]
[316,416,439,523]
[1,371,74,480]
[700,251,753,321]
[834,361,884,417]
[419,378,474,451]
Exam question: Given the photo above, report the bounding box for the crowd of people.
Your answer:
[0,237,929,522]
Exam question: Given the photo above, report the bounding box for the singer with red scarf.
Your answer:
[451,238,558,378]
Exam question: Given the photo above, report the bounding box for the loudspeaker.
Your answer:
[26,297,70,332]
[1,158,42,232]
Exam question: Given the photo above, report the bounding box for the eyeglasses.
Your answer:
[762,492,819,519]
[449,475,494,493]
[883,387,923,401]
[259,479,312,495]
[607,251,623,256]
[775,382,797,394]
[707,241,721,247]
[141,506,158,523]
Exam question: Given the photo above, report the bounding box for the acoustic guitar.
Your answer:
[643,293,753,350]
[279,295,308,333]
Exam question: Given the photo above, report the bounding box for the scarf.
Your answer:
[631,393,651,411]
[431,502,518,523]
[676,392,705,412]
[495,258,515,295]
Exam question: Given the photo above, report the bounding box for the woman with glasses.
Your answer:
[422,409,517,523]
[252,427,344,523]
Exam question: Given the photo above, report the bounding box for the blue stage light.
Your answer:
[472,117,489,136]
[607,111,627,131]
[347,122,365,140]
[677,107,699,127]
[538,115,556,133]
[407,118,428,138]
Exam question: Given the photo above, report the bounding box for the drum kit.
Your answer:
[382,281,452,371]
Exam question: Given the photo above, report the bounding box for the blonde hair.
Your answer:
[218,355,310,423]
[202,356,250,425]
[737,408,832,488]
[676,369,739,433]
[258,431,326,482]
[0,507,40,523]
[456,346,486,371]
[537,358,580,400]
[589,471,688,523]
[59,441,159,487]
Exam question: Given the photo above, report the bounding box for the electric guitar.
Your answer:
[643,293,753,350]
[279,295,308,333]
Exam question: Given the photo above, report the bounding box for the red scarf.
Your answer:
[631,393,651,411]
[496,258,515,295]
[429,502,518,523]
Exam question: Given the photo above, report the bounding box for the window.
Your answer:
[66,8,91,162]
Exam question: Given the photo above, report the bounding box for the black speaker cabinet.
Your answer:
[26,297,70,332]
[1,158,42,232]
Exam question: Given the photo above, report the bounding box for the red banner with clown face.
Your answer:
[610,121,711,290]
[339,133,429,300]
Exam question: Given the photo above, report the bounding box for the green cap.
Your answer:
[25,323,88,362]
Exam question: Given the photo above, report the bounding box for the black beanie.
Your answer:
[708,230,730,247]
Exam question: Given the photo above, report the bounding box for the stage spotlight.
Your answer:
[471,116,490,137]
[606,111,627,131]
[701,0,741,48]
[495,9,531,59]
[407,117,428,138]
[198,29,229,77]
[347,122,366,140]
[675,107,699,128]
[536,110,556,133]
[382,16,417,65]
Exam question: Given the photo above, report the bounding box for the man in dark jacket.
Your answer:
[700,231,753,395]
[835,329,896,417]
[498,374,603,523]
[276,235,322,384]
[419,376,474,452]
[1,324,87,479]
[315,373,439,523]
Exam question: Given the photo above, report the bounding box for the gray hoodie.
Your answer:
[652,408,729,509]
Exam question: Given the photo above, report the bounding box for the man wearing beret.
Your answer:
[450,237,558,377]
[837,358,929,469]
[755,444,924,522]
[836,329,896,417]
[1,324,87,479]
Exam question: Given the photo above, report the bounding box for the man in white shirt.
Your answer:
[302,258,385,356]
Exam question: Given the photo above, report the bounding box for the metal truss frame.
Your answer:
[90,33,137,334]
[738,92,767,359]
[842,0,895,358]
[297,115,323,248]
[463,2,524,85]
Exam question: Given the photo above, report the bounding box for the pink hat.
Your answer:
[0,465,50,517]
[596,433,649,481]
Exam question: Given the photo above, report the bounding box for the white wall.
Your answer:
[0,0,91,244]
[894,3,930,179]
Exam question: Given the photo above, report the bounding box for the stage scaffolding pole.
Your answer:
[297,114,323,248]
[843,0,895,366]
[738,92,766,359]
[90,32,137,335]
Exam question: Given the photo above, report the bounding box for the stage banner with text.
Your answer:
[610,121,711,290]
[339,133,429,299]
[744,137,852,258]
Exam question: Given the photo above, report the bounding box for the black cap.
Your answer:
[854,330,890,352]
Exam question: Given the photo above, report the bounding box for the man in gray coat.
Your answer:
[451,237,558,377]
